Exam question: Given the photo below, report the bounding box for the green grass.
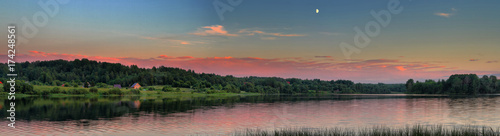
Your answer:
[0,85,260,98]
[233,125,500,136]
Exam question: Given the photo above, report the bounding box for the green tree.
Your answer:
[405,79,414,92]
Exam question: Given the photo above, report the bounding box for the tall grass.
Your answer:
[233,125,500,136]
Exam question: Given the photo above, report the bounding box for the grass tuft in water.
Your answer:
[233,124,500,136]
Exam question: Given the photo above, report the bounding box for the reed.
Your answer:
[233,125,500,136]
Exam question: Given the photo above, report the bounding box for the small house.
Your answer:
[131,83,141,89]
[114,84,122,88]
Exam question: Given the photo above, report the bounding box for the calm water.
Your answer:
[1,94,499,135]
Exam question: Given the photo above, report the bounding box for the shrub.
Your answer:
[108,88,123,95]
[147,87,155,91]
[95,83,108,88]
[2,80,34,94]
[40,90,50,95]
[206,89,219,94]
[129,89,141,95]
[69,88,89,95]
[162,85,174,92]
[89,87,98,93]
[176,87,181,92]
[99,90,108,95]
[51,87,61,94]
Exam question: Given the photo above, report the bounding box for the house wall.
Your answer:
[133,84,141,89]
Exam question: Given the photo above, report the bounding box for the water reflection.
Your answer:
[0,94,498,135]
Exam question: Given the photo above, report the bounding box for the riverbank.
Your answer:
[0,85,262,98]
[233,125,500,136]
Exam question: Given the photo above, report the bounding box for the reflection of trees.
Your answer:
[2,95,490,122]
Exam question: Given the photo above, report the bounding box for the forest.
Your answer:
[0,59,406,94]
[405,74,500,95]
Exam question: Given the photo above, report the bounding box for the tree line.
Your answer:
[405,74,500,95]
[0,59,405,94]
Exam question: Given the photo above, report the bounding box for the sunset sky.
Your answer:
[1,0,499,83]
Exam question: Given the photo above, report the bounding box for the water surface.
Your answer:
[1,94,499,135]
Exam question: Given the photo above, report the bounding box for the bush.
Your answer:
[176,87,181,92]
[128,89,141,95]
[2,80,34,94]
[95,83,108,88]
[69,88,89,95]
[162,85,174,92]
[40,90,50,95]
[108,88,123,95]
[89,87,98,93]
[206,89,219,94]
[51,87,61,94]
[147,87,155,91]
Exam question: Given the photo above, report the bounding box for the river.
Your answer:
[1,94,499,135]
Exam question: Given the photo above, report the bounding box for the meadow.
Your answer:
[0,84,261,98]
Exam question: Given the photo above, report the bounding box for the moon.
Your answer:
[316,9,319,13]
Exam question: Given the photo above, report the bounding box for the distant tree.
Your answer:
[480,75,494,94]
[224,84,239,93]
[406,79,414,92]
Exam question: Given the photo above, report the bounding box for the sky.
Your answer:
[1,0,499,83]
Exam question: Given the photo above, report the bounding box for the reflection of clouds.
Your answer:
[5,95,500,135]
[270,104,296,127]
[447,97,499,126]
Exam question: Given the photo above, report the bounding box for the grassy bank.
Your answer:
[0,85,261,98]
[233,125,500,136]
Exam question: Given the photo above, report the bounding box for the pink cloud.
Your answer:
[2,51,497,83]
[157,55,174,59]
[435,12,451,18]
[395,66,407,71]
[190,25,238,37]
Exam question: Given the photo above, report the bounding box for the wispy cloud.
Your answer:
[469,59,479,62]
[238,29,305,37]
[486,60,498,63]
[434,8,457,18]
[314,56,332,58]
[190,25,238,37]
[4,51,497,83]
[435,12,452,18]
